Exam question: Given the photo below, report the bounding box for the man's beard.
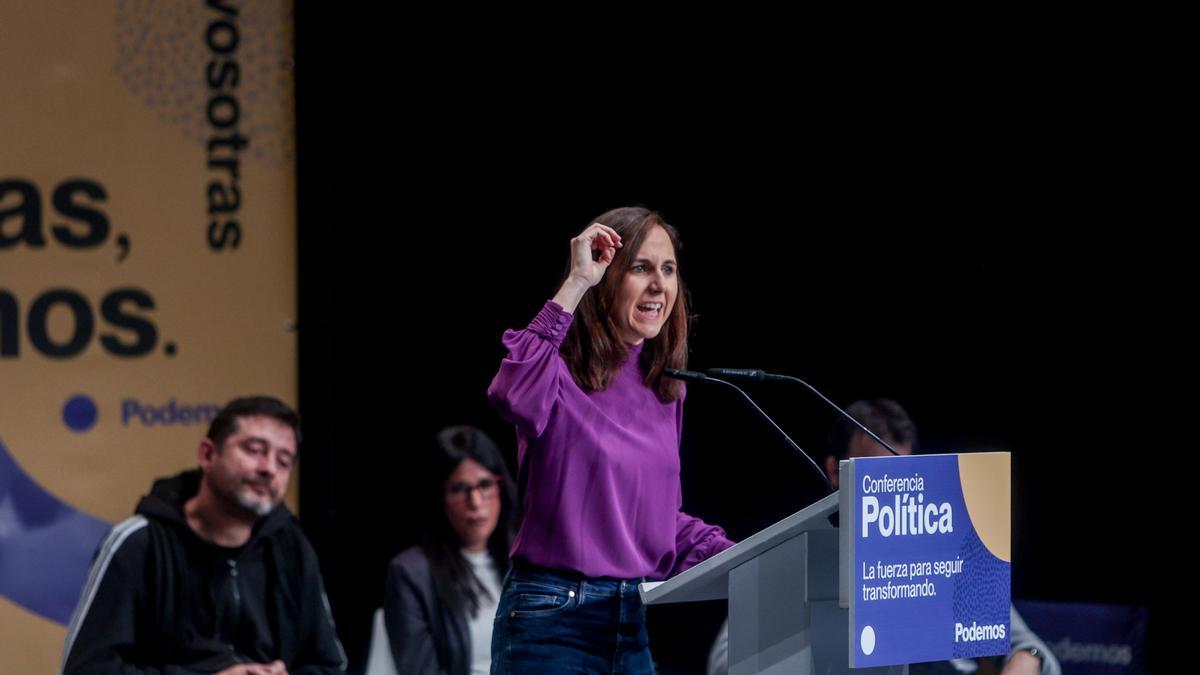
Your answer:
[211,471,278,518]
[234,483,277,517]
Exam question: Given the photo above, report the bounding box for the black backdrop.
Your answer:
[294,9,1170,673]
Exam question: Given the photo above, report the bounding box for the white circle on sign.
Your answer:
[861,625,876,655]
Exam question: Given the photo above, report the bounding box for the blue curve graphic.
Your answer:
[0,438,111,625]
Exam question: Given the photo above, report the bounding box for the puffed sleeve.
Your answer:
[487,301,575,439]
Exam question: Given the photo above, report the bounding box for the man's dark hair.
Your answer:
[827,399,916,459]
[206,396,301,449]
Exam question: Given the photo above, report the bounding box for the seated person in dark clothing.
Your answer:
[384,426,517,675]
[62,396,347,675]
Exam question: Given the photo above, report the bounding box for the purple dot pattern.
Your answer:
[951,527,1011,658]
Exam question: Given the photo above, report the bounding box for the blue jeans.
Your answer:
[490,564,653,674]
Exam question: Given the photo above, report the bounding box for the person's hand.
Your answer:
[215,661,289,675]
[1000,650,1042,675]
[553,222,622,312]
[567,222,622,288]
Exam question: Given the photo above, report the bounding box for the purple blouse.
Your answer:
[487,301,734,580]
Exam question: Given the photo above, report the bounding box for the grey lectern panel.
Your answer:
[640,492,906,675]
[728,531,904,675]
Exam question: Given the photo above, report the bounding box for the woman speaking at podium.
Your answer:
[487,206,733,674]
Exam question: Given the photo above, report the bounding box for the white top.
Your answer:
[462,549,502,675]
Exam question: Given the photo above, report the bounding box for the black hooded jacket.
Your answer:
[61,470,346,674]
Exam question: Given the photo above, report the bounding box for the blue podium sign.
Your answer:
[842,452,1011,668]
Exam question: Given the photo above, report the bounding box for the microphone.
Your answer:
[666,368,834,494]
[706,368,768,381]
[706,368,901,456]
[664,368,708,383]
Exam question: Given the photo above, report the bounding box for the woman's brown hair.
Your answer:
[560,206,690,402]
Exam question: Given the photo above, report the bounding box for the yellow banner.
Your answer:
[1,2,296,671]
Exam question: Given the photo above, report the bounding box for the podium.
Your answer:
[639,491,905,675]
[640,451,1011,674]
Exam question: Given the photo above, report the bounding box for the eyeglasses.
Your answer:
[445,477,499,501]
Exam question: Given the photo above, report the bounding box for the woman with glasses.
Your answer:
[486,207,734,674]
[383,426,516,675]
